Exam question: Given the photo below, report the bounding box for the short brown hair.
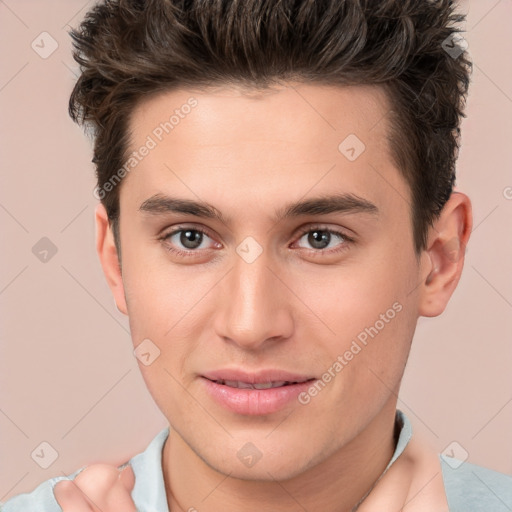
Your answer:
[68,0,471,258]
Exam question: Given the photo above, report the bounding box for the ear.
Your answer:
[95,203,128,315]
[418,191,473,317]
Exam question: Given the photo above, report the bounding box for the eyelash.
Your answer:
[158,225,354,259]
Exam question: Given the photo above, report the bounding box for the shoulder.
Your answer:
[440,455,512,512]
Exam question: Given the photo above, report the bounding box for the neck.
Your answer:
[162,402,398,512]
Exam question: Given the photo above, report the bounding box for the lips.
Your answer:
[201,369,316,415]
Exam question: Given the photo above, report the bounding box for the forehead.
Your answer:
[129,82,392,155]
[121,82,408,227]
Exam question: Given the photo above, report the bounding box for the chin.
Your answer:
[198,437,324,483]
[216,457,310,482]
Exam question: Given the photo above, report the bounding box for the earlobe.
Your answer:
[418,192,473,318]
[95,203,128,315]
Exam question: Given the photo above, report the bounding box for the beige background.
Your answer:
[1,0,511,501]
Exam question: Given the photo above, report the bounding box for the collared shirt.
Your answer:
[2,410,511,511]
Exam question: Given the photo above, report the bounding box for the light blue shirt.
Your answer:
[2,410,511,511]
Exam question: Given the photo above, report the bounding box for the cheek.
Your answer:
[122,254,210,336]
[298,261,406,334]
[301,250,417,377]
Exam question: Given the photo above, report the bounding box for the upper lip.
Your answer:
[202,369,316,384]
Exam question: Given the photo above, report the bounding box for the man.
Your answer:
[2,0,511,510]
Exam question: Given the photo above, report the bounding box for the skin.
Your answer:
[54,465,135,511]
[69,83,471,512]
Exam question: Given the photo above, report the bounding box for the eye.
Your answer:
[293,226,353,254]
[159,226,220,257]
[158,224,354,259]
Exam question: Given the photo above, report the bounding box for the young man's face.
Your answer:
[98,83,448,480]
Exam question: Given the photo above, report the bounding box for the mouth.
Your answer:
[208,379,314,389]
[200,372,317,415]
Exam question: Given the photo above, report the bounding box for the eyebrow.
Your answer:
[138,192,379,224]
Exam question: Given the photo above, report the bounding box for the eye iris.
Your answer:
[308,230,331,249]
[180,229,203,249]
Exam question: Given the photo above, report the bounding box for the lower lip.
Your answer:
[201,377,315,415]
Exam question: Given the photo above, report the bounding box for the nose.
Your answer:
[213,247,294,351]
